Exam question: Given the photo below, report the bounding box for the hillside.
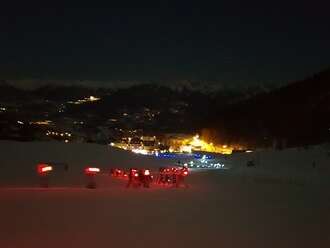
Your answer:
[210,68,330,147]
[0,82,269,138]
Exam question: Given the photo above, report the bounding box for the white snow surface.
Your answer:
[0,141,330,247]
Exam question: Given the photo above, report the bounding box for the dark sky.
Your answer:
[0,1,329,87]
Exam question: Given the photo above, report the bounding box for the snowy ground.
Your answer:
[1,141,330,247]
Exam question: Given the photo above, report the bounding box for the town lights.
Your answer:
[68,96,101,105]
[132,148,149,155]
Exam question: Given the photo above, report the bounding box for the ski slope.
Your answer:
[0,141,329,247]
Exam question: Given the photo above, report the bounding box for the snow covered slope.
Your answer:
[1,141,330,186]
[221,145,330,185]
[0,141,329,247]
[0,141,190,187]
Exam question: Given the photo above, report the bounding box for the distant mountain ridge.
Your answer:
[1,67,330,147]
[209,67,330,147]
[0,80,276,136]
[0,79,275,108]
[1,78,275,94]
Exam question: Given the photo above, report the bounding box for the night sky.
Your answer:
[0,1,329,87]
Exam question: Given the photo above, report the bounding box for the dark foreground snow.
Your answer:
[1,172,330,248]
[0,141,330,247]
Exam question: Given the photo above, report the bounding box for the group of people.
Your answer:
[110,167,188,188]
[126,168,153,188]
[156,167,189,188]
[111,164,190,189]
